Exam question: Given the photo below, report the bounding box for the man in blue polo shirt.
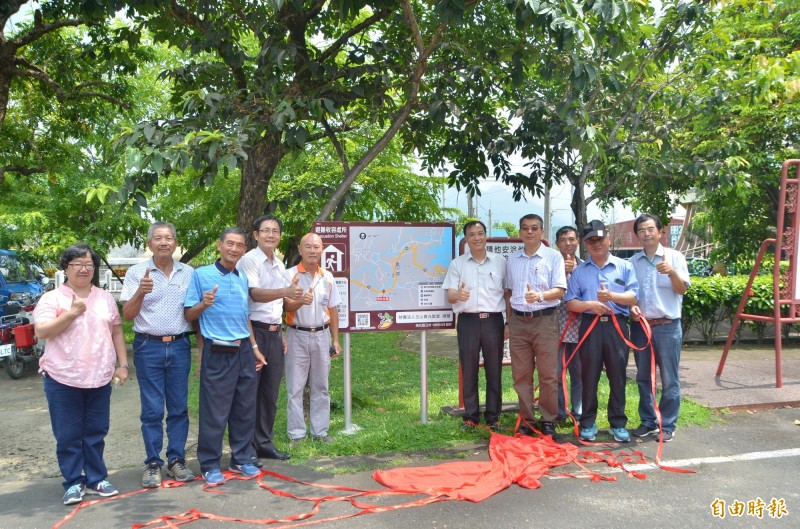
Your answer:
[184,228,266,485]
[565,220,638,443]
[121,221,195,488]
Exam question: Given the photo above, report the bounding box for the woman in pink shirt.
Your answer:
[34,244,129,506]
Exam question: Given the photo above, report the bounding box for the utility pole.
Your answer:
[543,185,551,241]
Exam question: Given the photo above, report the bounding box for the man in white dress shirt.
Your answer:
[443,221,507,431]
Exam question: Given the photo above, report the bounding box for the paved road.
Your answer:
[1,405,798,529]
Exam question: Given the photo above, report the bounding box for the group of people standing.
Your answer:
[35,217,340,505]
[443,213,689,444]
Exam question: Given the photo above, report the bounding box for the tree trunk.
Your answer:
[237,132,286,233]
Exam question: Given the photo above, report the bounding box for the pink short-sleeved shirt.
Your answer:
[34,284,122,388]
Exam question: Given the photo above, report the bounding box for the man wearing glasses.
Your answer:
[629,214,690,443]
[565,220,638,443]
[121,222,196,488]
[237,215,303,465]
[505,214,566,437]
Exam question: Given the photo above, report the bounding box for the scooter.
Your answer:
[0,298,44,379]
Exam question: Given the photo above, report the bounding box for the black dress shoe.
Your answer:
[258,449,291,460]
[251,457,264,468]
[518,424,534,436]
[540,421,556,437]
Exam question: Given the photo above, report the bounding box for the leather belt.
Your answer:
[136,331,193,342]
[583,313,623,323]
[460,312,502,319]
[648,318,676,326]
[251,320,281,332]
[289,324,329,333]
[513,307,556,318]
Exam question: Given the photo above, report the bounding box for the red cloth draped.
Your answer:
[373,433,579,502]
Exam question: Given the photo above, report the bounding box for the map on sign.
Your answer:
[349,225,451,311]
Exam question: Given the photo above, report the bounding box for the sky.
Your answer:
[443,178,635,240]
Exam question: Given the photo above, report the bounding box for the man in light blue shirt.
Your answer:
[185,228,266,485]
[629,214,690,443]
[565,220,638,443]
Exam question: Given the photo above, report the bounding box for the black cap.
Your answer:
[582,220,608,241]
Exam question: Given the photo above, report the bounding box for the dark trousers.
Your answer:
[252,325,285,454]
[197,340,257,472]
[457,312,504,424]
[557,342,583,418]
[578,314,629,430]
[44,377,111,490]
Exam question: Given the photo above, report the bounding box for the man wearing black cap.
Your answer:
[565,220,638,442]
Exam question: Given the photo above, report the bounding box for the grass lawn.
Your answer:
[123,319,715,470]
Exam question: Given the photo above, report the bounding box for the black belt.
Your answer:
[251,320,282,332]
[136,331,193,342]
[582,313,624,323]
[289,324,329,332]
[459,312,503,319]
[512,307,556,318]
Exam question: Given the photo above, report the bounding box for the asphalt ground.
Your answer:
[1,329,799,529]
[1,407,798,529]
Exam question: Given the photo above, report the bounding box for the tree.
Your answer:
[413,0,713,236]
[495,221,519,238]
[103,0,467,235]
[0,2,135,180]
[674,0,800,262]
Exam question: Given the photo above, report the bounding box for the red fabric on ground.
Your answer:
[373,433,579,502]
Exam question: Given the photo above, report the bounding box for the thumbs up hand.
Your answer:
[524,283,539,304]
[286,277,303,300]
[301,286,314,305]
[202,285,218,307]
[69,294,87,316]
[564,254,576,274]
[457,281,470,302]
[139,268,154,295]
[597,282,612,303]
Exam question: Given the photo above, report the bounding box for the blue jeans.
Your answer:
[133,334,191,466]
[631,320,682,433]
[44,376,111,490]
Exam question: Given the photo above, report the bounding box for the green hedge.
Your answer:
[682,275,779,345]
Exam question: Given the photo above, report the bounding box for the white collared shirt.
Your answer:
[441,251,506,314]
[630,244,690,320]
[506,245,567,311]
[237,246,290,325]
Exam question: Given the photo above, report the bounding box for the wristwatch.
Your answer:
[538,292,545,303]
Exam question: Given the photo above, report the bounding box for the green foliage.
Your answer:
[682,275,776,345]
[676,0,800,262]
[494,221,519,238]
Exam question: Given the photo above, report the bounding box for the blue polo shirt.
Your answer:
[184,260,250,341]
[565,254,639,317]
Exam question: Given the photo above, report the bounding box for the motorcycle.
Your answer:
[0,296,45,379]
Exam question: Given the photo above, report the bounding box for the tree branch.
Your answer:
[317,9,391,64]
[14,16,84,49]
[0,164,46,185]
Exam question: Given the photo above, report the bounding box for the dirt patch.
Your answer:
[0,363,198,484]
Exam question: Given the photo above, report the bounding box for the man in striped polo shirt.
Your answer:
[505,214,567,437]
[184,228,266,486]
[121,221,195,488]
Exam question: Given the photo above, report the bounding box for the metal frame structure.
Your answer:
[717,159,800,388]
